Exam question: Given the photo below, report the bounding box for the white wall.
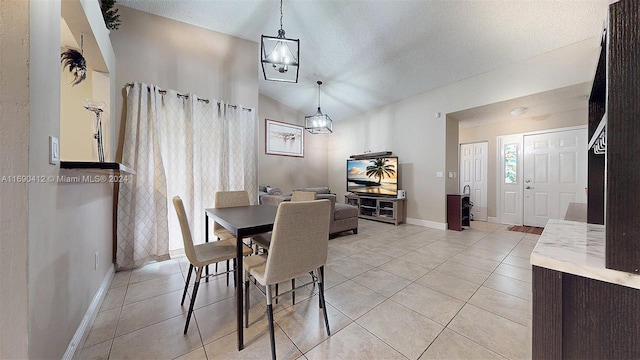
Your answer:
[328,37,601,228]
[0,1,30,358]
[26,1,116,358]
[111,6,259,166]
[258,94,329,193]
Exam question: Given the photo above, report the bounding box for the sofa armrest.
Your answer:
[260,194,291,206]
[316,194,337,220]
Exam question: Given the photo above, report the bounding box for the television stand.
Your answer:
[345,194,405,225]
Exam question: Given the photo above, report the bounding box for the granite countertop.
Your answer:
[530,219,640,290]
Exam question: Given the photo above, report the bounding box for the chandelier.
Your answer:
[305,81,333,134]
[260,0,299,83]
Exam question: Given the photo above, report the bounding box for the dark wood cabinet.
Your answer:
[447,194,470,231]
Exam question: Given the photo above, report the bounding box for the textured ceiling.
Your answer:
[118,0,608,121]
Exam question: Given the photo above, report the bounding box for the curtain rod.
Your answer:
[124,83,252,111]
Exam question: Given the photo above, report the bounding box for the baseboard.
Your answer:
[63,264,115,360]
[488,217,499,223]
[405,217,447,230]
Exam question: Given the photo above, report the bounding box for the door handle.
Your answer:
[526,186,534,190]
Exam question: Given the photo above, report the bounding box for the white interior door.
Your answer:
[460,142,488,221]
[523,129,587,227]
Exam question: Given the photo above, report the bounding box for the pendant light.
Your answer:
[261,0,299,83]
[305,81,333,134]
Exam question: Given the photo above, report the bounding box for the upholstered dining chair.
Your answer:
[213,190,254,285]
[252,191,317,251]
[252,191,318,304]
[243,200,331,360]
[173,196,250,334]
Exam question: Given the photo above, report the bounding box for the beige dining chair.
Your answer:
[173,196,249,334]
[213,190,253,285]
[252,191,318,304]
[252,191,317,251]
[243,199,331,360]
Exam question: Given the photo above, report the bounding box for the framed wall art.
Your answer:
[265,119,304,157]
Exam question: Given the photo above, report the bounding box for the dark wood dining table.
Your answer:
[204,204,278,351]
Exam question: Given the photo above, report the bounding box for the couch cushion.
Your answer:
[334,203,358,220]
[294,186,331,194]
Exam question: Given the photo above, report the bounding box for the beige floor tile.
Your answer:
[99,287,127,312]
[204,314,302,360]
[304,322,406,360]
[84,308,120,348]
[493,263,532,283]
[502,254,532,269]
[123,273,185,305]
[115,289,187,337]
[419,329,505,360]
[109,271,131,289]
[415,271,481,302]
[378,258,433,281]
[77,339,112,360]
[352,268,412,298]
[391,283,465,325]
[326,257,373,279]
[459,246,510,262]
[174,346,207,360]
[274,296,352,353]
[448,304,530,360]
[324,280,386,320]
[450,253,501,272]
[196,296,262,345]
[509,242,536,258]
[320,267,348,290]
[397,251,449,270]
[347,249,395,267]
[483,273,531,301]
[326,247,350,263]
[129,259,182,284]
[109,315,202,360]
[370,242,414,258]
[188,275,236,309]
[434,261,491,285]
[357,300,443,359]
[468,286,531,326]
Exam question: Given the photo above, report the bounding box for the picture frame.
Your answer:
[265,119,304,157]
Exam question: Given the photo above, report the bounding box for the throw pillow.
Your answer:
[267,187,282,195]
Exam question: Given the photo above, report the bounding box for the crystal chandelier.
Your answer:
[305,81,333,134]
[260,0,299,83]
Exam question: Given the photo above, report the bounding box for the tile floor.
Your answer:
[77,220,535,360]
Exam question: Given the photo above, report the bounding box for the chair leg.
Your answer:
[233,258,237,288]
[318,266,331,336]
[184,267,203,334]
[266,285,276,360]
[181,264,194,305]
[225,259,230,286]
[275,283,278,305]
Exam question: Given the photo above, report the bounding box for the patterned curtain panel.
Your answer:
[117,83,256,269]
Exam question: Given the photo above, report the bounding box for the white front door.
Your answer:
[460,142,488,221]
[523,129,587,227]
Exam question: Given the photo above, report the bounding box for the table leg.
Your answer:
[236,231,244,350]
[205,212,209,280]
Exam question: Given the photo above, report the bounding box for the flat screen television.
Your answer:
[347,157,398,196]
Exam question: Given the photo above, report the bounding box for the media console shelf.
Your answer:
[345,194,405,225]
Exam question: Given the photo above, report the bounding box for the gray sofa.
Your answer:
[259,186,358,236]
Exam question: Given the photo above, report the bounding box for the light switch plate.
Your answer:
[436,171,444,178]
[49,136,59,165]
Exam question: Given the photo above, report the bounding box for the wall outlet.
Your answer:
[49,136,59,165]
[94,252,99,270]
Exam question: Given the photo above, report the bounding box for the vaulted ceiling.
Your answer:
[118,0,608,122]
